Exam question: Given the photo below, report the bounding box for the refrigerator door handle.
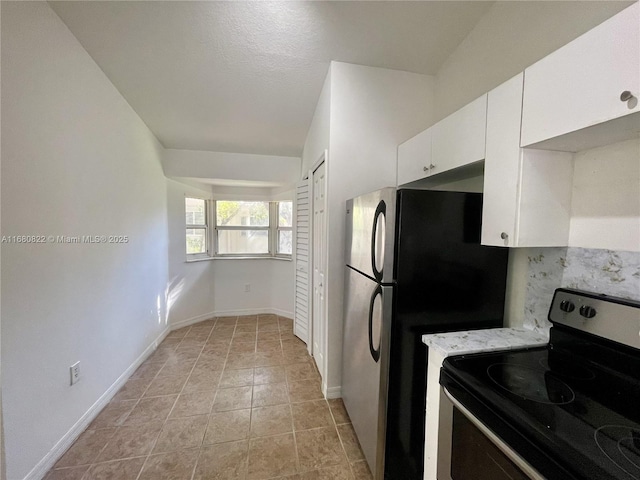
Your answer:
[368,284,382,363]
[371,200,386,282]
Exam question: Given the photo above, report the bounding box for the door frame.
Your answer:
[309,150,328,382]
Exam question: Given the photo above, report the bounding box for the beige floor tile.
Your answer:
[216,316,238,326]
[247,433,297,479]
[112,377,152,401]
[183,371,222,394]
[45,466,90,480]
[157,360,195,377]
[193,355,227,372]
[351,460,373,480]
[130,362,164,381]
[250,405,293,437]
[220,368,254,388]
[233,331,257,343]
[287,380,323,403]
[97,422,163,462]
[153,415,208,453]
[204,409,251,445]
[166,327,190,339]
[83,457,146,480]
[296,427,347,471]
[252,383,289,407]
[254,351,285,367]
[54,428,116,468]
[229,342,257,354]
[253,366,286,385]
[235,323,258,333]
[285,363,319,383]
[337,424,365,462]
[291,400,333,431]
[298,464,353,480]
[327,399,350,425]
[139,449,200,480]
[170,390,216,418]
[257,323,279,333]
[237,315,258,324]
[257,331,281,342]
[143,375,187,397]
[256,340,282,353]
[213,386,253,411]
[226,353,257,370]
[89,400,136,429]
[279,331,298,342]
[123,395,177,426]
[278,317,294,331]
[193,440,248,480]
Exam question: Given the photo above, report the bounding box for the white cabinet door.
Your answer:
[521,2,639,148]
[397,127,432,186]
[431,94,487,175]
[483,73,574,248]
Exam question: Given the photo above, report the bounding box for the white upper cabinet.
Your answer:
[521,2,640,150]
[397,94,487,186]
[397,127,432,186]
[483,73,574,248]
[431,94,487,175]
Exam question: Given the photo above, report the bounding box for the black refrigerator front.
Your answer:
[384,189,509,480]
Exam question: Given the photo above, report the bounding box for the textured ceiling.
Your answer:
[49,1,494,157]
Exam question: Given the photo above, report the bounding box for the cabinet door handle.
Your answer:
[620,90,635,102]
[500,232,509,240]
[429,164,436,170]
[423,166,429,172]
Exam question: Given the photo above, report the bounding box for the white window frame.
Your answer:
[186,199,292,261]
[185,196,209,260]
[274,201,293,258]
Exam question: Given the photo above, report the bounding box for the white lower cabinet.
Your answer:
[482,73,574,248]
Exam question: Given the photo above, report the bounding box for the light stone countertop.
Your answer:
[421,328,548,480]
[421,327,549,357]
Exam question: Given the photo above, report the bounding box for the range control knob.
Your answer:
[579,305,597,319]
[559,300,575,313]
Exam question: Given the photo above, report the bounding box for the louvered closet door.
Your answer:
[294,179,311,344]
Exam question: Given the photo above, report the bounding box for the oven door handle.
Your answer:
[442,387,546,480]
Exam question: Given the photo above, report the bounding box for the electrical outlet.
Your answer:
[70,362,80,386]
[244,284,251,293]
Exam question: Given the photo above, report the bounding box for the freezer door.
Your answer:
[342,267,392,480]
[345,187,396,283]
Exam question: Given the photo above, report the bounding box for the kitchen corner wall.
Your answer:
[523,247,640,331]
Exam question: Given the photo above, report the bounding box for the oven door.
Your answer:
[437,387,545,480]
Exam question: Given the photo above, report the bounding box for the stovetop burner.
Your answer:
[487,363,575,404]
[595,426,640,480]
[440,288,640,480]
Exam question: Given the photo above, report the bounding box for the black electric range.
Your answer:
[441,288,640,480]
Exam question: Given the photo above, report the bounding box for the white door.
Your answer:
[293,179,311,345]
[312,159,327,378]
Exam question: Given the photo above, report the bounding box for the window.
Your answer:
[185,197,207,257]
[185,198,293,260]
[277,201,293,256]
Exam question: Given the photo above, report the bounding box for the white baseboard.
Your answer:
[170,308,294,331]
[325,385,342,399]
[23,327,170,480]
[169,310,218,330]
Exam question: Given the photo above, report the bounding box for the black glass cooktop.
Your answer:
[441,326,640,480]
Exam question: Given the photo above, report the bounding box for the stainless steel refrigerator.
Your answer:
[342,188,509,480]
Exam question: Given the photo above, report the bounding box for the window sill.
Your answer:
[186,255,292,263]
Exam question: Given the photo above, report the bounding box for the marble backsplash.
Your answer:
[524,247,640,331]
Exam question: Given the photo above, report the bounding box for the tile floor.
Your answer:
[45,314,373,480]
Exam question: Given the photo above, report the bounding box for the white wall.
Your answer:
[434,1,632,121]
[163,148,301,188]
[166,179,216,327]
[569,138,640,251]
[302,67,332,176]
[324,62,435,392]
[1,3,169,479]
[211,259,294,318]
